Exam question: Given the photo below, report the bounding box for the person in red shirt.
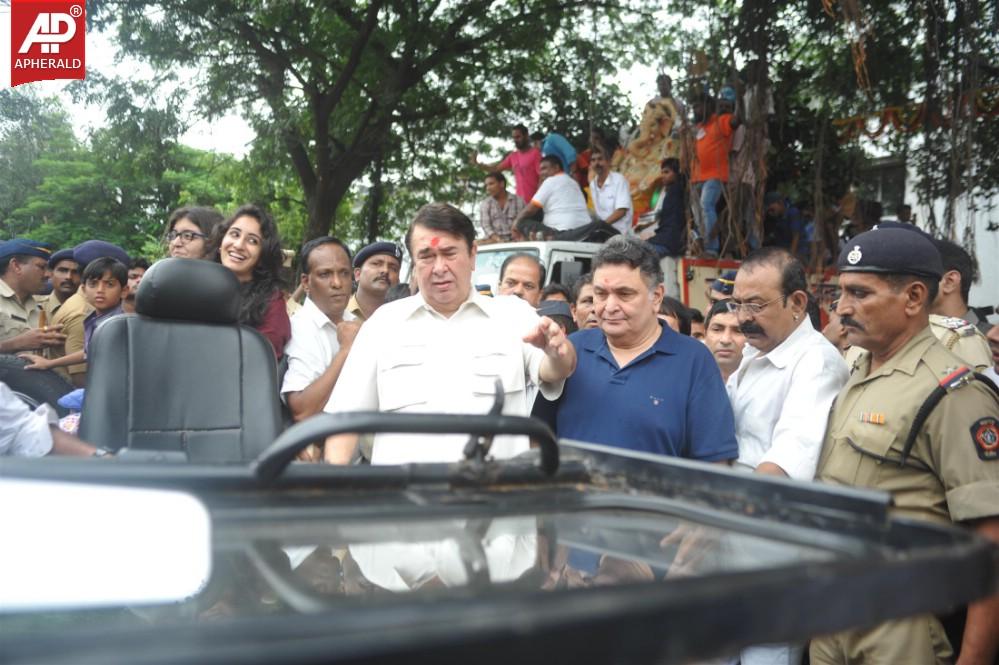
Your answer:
[691,92,741,257]
[211,205,292,360]
[471,124,542,204]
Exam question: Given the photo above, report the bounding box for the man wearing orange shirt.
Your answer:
[691,91,741,257]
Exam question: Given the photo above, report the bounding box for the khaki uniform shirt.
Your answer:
[0,277,42,348]
[48,290,93,378]
[346,295,367,323]
[929,314,991,371]
[816,326,999,525]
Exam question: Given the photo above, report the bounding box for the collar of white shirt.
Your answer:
[740,316,816,371]
[300,295,353,329]
[396,289,497,321]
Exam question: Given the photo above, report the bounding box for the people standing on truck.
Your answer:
[497,253,545,307]
[348,242,402,322]
[470,124,542,204]
[811,226,999,665]
[703,300,745,383]
[571,273,598,331]
[282,237,359,430]
[478,171,524,244]
[552,236,738,462]
[0,240,66,356]
[691,92,740,258]
[589,149,633,235]
[762,193,806,260]
[642,158,687,299]
[512,156,591,239]
[323,202,576,465]
[165,206,223,260]
[211,204,291,360]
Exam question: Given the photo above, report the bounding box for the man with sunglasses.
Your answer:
[811,226,999,665]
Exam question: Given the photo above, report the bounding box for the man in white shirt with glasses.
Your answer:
[726,247,849,665]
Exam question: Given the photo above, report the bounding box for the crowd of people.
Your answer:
[2,88,999,663]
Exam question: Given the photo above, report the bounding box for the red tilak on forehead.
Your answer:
[430,236,440,248]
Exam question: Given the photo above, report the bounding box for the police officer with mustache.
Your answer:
[811,227,999,665]
[348,242,403,322]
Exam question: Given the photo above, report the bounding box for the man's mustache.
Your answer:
[840,316,865,332]
[739,321,765,336]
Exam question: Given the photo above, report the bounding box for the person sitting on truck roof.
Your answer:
[512,156,591,239]
[478,171,524,244]
[498,253,545,307]
[589,149,633,236]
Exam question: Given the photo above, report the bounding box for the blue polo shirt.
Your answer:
[555,321,738,461]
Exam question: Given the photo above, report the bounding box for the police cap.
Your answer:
[837,226,943,279]
[353,241,403,269]
[0,239,53,263]
[47,248,77,268]
[74,240,130,268]
[710,270,737,296]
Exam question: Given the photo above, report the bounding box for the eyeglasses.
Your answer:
[167,230,207,243]
[725,295,784,315]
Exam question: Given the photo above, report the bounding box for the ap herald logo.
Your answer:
[10,0,86,87]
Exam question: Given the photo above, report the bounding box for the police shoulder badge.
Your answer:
[847,246,862,265]
[970,417,999,461]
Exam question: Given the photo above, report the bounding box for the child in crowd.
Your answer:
[19,257,129,373]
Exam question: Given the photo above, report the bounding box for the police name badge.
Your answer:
[970,417,999,461]
[847,246,862,265]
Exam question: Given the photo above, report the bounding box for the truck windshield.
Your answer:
[473,247,540,293]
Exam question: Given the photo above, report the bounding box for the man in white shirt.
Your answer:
[728,247,849,481]
[0,381,97,457]
[282,237,360,424]
[726,248,849,665]
[589,150,633,235]
[324,202,576,465]
[512,156,590,237]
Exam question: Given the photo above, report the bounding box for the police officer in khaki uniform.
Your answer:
[812,227,999,665]
[0,240,67,355]
[929,313,992,371]
[347,242,402,322]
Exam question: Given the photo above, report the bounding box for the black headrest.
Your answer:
[136,258,241,323]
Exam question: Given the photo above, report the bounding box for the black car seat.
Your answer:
[79,258,282,461]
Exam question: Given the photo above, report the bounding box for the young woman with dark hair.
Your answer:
[210,204,291,359]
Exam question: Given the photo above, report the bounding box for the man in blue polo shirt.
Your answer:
[555,236,738,462]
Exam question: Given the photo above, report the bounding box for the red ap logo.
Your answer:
[10,0,86,87]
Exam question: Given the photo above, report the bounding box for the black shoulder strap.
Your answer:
[898,367,999,466]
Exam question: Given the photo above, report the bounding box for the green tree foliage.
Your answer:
[92,0,661,242]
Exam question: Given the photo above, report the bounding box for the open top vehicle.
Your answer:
[2,258,997,665]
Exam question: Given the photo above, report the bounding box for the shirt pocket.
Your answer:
[470,349,526,399]
[377,344,428,412]
[826,425,900,488]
